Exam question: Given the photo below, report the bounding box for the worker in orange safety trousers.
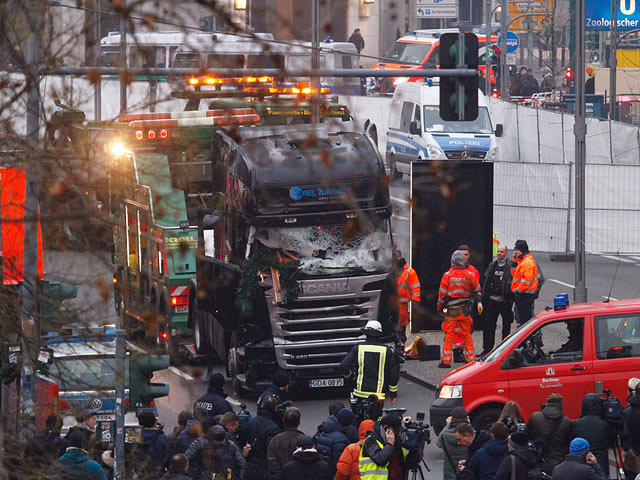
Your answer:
[437,250,482,368]
[395,250,420,345]
[451,244,481,363]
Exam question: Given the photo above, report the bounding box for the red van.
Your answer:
[429,297,640,433]
[372,29,498,91]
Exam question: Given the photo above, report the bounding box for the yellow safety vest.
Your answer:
[354,344,395,400]
[358,436,408,480]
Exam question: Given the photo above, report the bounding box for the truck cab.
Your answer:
[386,82,502,178]
[194,122,398,393]
[430,296,640,433]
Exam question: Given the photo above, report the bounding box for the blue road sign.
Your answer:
[498,32,520,54]
[586,0,640,30]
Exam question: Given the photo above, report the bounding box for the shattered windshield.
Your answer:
[254,220,393,276]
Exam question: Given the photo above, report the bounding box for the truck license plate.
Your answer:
[309,378,344,388]
[175,306,188,314]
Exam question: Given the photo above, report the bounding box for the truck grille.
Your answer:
[264,273,389,371]
[444,150,486,160]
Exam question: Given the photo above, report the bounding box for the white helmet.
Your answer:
[364,320,383,333]
[628,377,640,392]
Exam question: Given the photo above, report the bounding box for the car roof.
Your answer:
[535,298,640,320]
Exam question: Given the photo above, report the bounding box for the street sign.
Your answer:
[417,0,457,5]
[417,5,459,17]
[586,0,640,30]
[498,31,520,53]
[508,0,553,31]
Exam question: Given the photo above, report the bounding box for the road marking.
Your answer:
[629,256,640,262]
[549,278,575,289]
[601,255,636,263]
[168,366,194,381]
[390,196,410,205]
[602,296,619,301]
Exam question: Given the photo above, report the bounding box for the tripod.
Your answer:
[404,458,431,480]
[611,424,626,480]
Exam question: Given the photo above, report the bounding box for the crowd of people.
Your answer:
[437,383,640,480]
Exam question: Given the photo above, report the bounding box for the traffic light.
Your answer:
[565,68,575,90]
[439,33,479,121]
[128,352,170,410]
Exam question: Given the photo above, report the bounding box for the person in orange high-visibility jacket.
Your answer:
[511,239,539,326]
[396,255,420,345]
[437,250,482,368]
[451,245,482,362]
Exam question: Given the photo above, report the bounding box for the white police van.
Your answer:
[385,82,502,178]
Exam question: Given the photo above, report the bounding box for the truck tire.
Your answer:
[192,299,209,355]
[471,407,502,432]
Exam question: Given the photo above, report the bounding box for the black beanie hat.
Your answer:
[509,432,529,448]
[297,435,314,448]
[380,414,402,429]
[514,240,529,254]
[209,373,226,389]
[272,370,289,388]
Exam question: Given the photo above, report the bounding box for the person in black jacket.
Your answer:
[130,411,171,480]
[24,414,69,477]
[279,435,331,480]
[494,432,539,480]
[552,437,606,480]
[480,245,514,355]
[257,371,290,412]
[161,454,191,480]
[314,408,352,474]
[246,395,283,480]
[194,373,233,418]
[186,425,246,480]
[463,421,509,480]
[525,393,572,475]
[572,393,612,477]
[360,414,407,480]
[623,380,640,480]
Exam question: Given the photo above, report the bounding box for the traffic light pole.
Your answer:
[485,0,491,95]
[609,0,618,121]
[119,2,127,116]
[311,0,320,124]
[114,328,126,480]
[457,32,466,121]
[500,0,509,99]
[574,0,588,303]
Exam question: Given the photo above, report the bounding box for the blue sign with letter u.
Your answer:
[586,0,640,30]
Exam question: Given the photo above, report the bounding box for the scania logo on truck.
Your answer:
[304,282,350,295]
[289,186,349,201]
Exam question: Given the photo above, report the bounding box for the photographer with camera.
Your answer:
[494,432,540,480]
[525,393,572,475]
[340,321,400,414]
[571,393,612,478]
[359,414,408,480]
[257,371,290,413]
[551,438,606,480]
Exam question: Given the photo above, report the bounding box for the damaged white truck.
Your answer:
[190,122,398,393]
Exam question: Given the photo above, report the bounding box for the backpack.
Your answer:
[509,456,550,480]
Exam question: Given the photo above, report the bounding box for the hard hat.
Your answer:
[628,377,640,391]
[364,320,382,332]
[586,66,594,77]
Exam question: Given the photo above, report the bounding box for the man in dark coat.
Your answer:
[494,432,540,480]
[161,454,191,480]
[480,244,514,355]
[313,408,353,474]
[194,373,233,418]
[246,395,283,480]
[279,435,331,480]
[24,414,69,476]
[623,379,640,480]
[348,28,365,54]
[465,421,509,480]
[186,424,246,480]
[572,393,612,477]
[47,433,106,480]
[525,393,572,475]
[257,371,289,412]
[130,411,171,480]
[267,407,304,480]
[361,414,407,480]
[552,437,606,480]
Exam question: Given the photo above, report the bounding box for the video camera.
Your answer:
[350,393,383,426]
[383,407,431,471]
[602,389,624,425]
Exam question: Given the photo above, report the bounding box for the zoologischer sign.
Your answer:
[586,0,640,29]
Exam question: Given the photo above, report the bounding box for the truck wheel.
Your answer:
[193,300,209,355]
[388,154,402,180]
[471,407,502,432]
